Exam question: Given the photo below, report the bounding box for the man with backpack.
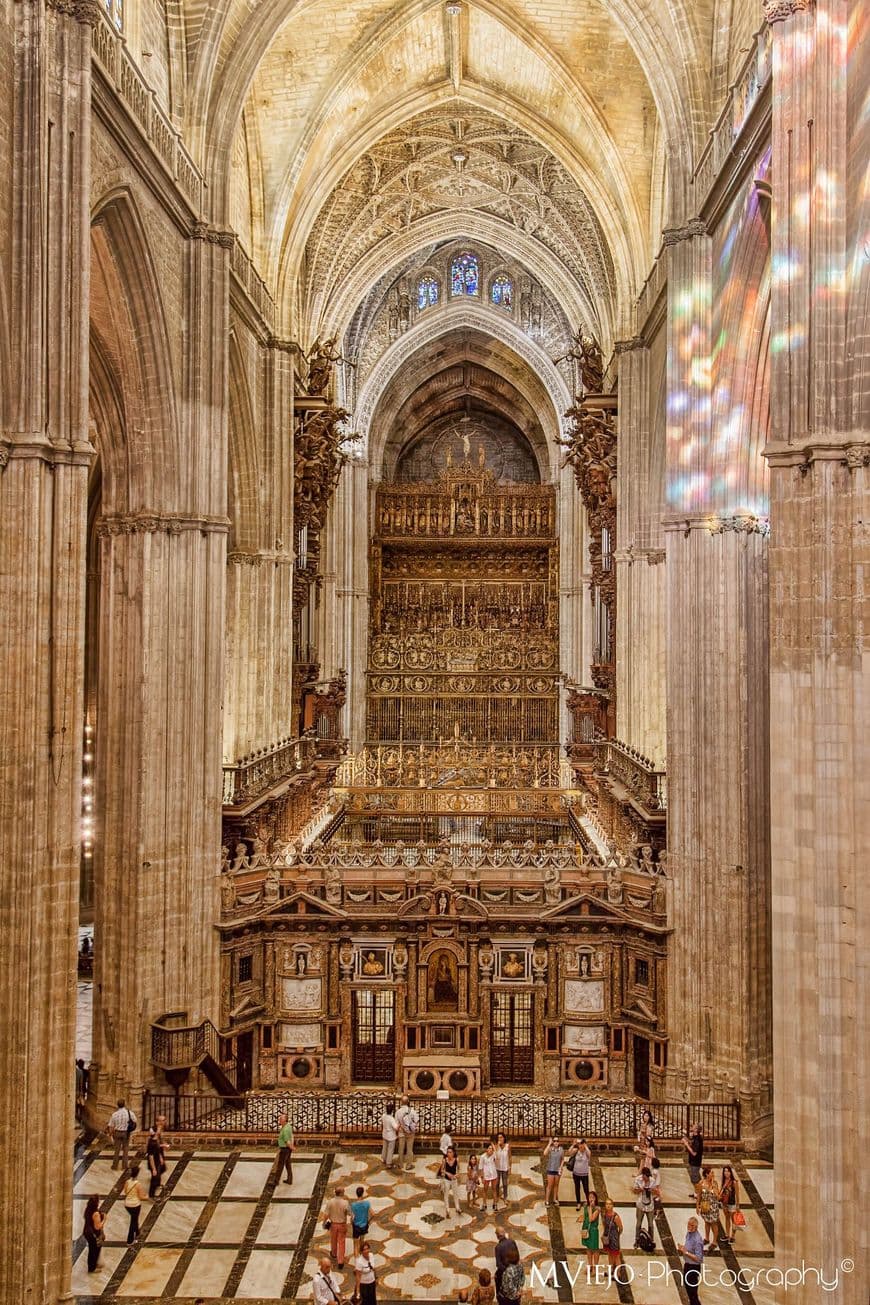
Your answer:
[633,1165,657,1251]
[107,1098,137,1170]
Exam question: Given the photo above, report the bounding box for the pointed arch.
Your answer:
[89,189,181,512]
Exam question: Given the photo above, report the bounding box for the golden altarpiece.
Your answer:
[213,423,669,1102]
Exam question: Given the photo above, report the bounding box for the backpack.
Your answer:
[637,1229,655,1253]
[126,1111,137,1135]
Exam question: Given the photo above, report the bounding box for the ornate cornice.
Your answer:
[763,0,813,23]
[98,512,229,537]
[613,545,665,565]
[764,436,870,470]
[46,0,102,26]
[663,511,769,537]
[227,549,295,567]
[661,218,707,246]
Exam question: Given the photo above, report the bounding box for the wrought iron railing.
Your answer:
[595,738,667,813]
[222,734,317,806]
[142,1091,739,1142]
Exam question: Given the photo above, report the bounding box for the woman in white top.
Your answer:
[480,1142,499,1212]
[354,1241,377,1305]
[494,1134,511,1207]
[122,1163,145,1245]
[380,1105,398,1169]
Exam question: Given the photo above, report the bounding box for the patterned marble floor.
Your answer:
[72,1143,775,1303]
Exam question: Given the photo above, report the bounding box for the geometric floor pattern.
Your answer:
[72,1142,775,1303]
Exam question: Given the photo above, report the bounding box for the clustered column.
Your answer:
[662,220,772,1143]
[763,0,868,1298]
[0,1,94,1301]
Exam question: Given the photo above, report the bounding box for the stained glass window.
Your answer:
[450,252,479,297]
[417,277,440,311]
[491,275,513,310]
[104,0,123,29]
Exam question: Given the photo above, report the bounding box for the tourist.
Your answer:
[274,1111,294,1184]
[466,1153,481,1209]
[602,1199,623,1271]
[697,1167,721,1251]
[350,1185,371,1256]
[380,1103,398,1169]
[633,1165,657,1250]
[146,1125,165,1199]
[494,1133,511,1206]
[494,1227,518,1305]
[75,1060,86,1122]
[312,1256,344,1305]
[635,1109,655,1169]
[580,1190,601,1267]
[396,1097,419,1169]
[108,1098,137,1171]
[499,1246,524,1304]
[542,1135,564,1204]
[82,1195,104,1273]
[439,1123,455,1156]
[682,1123,704,1198]
[324,1186,350,1268]
[439,1144,462,1217]
[122,1163,145,1245]
[480,1142,499,1212]
[565,1137,591,1208]
[471,1268,495,1305]
[678,1216,705,1305]
[719,1165,740,1242]
[353,1240,378,1305]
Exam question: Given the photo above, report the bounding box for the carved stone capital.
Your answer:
[227,548,295,567]
[763,0,813,23]
[661,218,707,246]
[46,0,102,25]
[188,222,235,249]
[663,511,769,537]
[268,336,302,355]
[613,336,646,355]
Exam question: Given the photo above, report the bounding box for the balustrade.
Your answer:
[595,738,667,812]
[336,743,563,790]
[222,735,317,806]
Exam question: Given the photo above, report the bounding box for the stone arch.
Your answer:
[89,189,180,512]
[323,212,594,346]
[354,302,570,478]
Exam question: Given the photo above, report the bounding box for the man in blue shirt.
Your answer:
[678,1216,705,1305]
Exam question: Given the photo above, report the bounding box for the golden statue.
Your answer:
[362,951,384,975]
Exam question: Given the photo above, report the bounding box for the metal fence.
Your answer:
[143,1091,739,1142]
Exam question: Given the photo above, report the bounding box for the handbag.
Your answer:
[323,1217,332,1230]
[732,1210,746,1228]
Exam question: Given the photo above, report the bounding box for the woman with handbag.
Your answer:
[324,1186,351,1268]
[696,1167,721,1252]
[439,1145,462,1217]
[719,1166,740,1242]
[353,1240,378,1305]
[122,1164,145,1246]
[82,1195,105,1273]
[580,1190,601,1268]
[602,1200,623,1271]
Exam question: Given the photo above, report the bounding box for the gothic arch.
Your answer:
[355,304,569,476]
[89,190,180,512]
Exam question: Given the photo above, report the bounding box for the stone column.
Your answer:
[558,461,589,741]
[224,337,295,762]
[764,0,868,1297]
[91,229,229,1104]
[614,337,666,765]
[663,222,772,1142]
[0,2,94,1300]
[333,457,370,750]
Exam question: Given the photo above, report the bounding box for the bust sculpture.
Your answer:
[503,951,524,977]
[362,951,384,975]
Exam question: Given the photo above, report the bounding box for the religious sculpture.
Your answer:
[502,951,524,977]
[428,951,459,1009]
[231,842,249,872]
[324,865,342,905]
[304,336,355,397]
[543,862,561,904]
[264,865,281,904]
[606,863,624,905]
[362,951,385,974]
